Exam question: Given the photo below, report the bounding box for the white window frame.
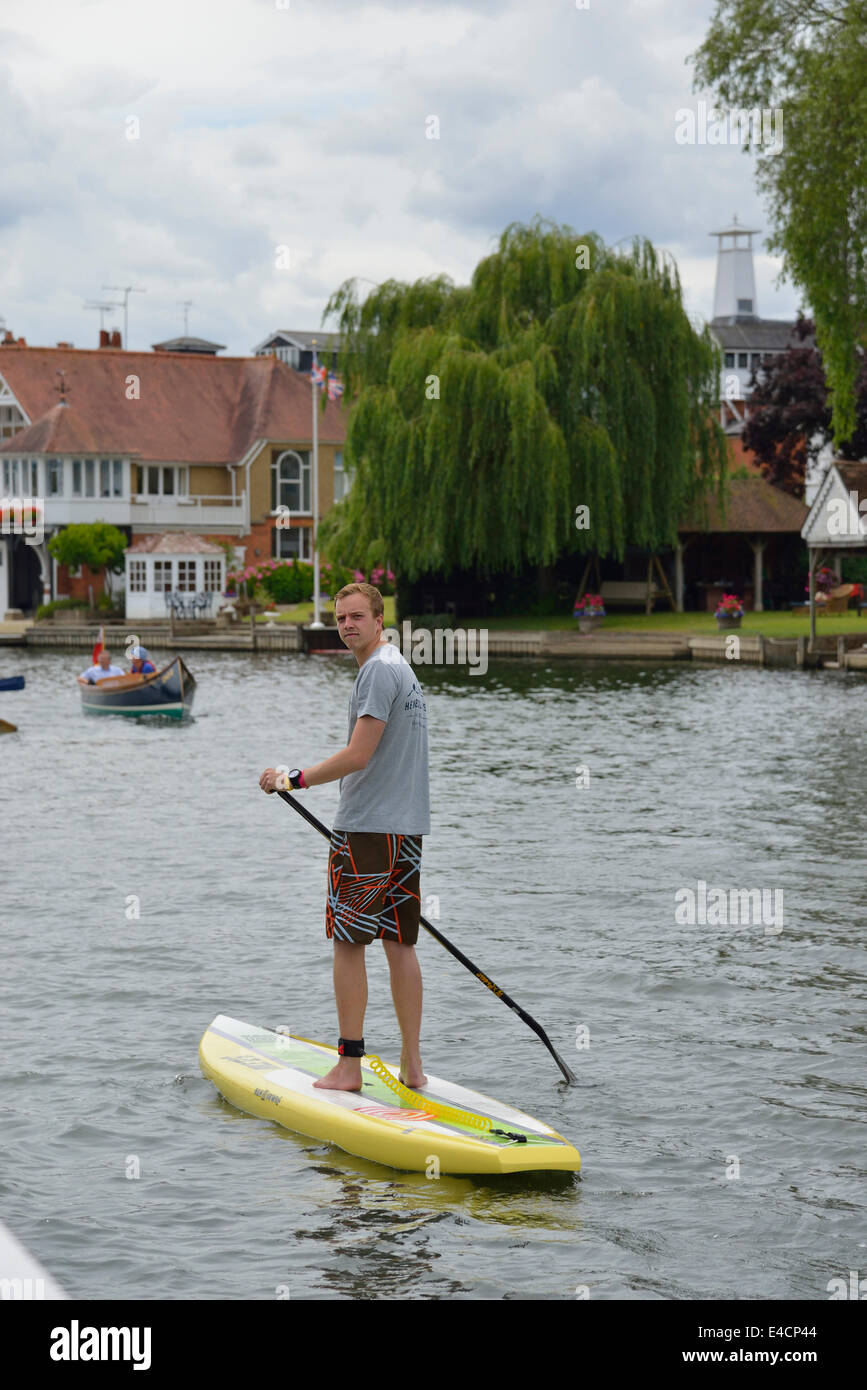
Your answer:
[272,450,311,516]
[176,559,196,593]
[134,464,188,499]
[128,559,147,592]
[273,524,312,561]
[153,560,173,593]
[203,558,222,590]
[47,458,64,497]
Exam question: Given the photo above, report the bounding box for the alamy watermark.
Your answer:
[382,621,488,675]
[827,1269,867,1299]
[0,497,44,545]
[675,101,784,153]
[49,1322,151,1369]
[825,490,867,538]
[675,879,784,935]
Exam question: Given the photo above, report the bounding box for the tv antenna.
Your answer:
[177,300,193,336]
[102,284,146,349]
[84,299,123,334]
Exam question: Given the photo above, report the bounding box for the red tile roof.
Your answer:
[126,532,223,554]
[0,402,128,456]
[0,346,346,463]
[680,477,809,533]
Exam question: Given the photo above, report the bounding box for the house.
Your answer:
[253,329,341,375]
[0,328,347,615]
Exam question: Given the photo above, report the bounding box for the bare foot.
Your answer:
[313,1060,363,1092]
[399,1061,427,1089]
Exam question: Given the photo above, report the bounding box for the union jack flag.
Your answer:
[326,372,344,402]
[310,350,327,388]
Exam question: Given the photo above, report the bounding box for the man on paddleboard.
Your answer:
[259,582,430,1093]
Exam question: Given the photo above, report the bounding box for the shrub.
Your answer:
[227,558,357,606]
[261,560,314,604]
[35,597,89,621]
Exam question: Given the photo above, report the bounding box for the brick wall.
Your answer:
[239,518,313,563]
[56,563,107,601]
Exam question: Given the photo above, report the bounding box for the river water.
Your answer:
[2,647,864,1300]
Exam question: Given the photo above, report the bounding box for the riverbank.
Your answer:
[4,617,867,670]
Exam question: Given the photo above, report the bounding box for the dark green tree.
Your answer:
[47,522,127,591]
[319,217,728,583]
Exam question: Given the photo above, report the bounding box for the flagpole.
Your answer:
[310,339,323,630]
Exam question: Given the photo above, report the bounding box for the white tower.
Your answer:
[710,216,759,323]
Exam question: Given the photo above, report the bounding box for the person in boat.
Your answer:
[79,649,124,683]
[129,645,156,675]
[259,582,430,1095]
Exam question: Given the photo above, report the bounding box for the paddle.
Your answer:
[275,788,579,1086]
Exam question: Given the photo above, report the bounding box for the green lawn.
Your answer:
[254,598,866,639]
[459,609,867,638]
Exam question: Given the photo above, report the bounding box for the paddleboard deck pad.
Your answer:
[200,1015,581,1175]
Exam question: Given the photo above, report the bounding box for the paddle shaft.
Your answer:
[275,788,578,1086]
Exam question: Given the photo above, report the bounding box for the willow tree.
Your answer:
[318,217,728,584]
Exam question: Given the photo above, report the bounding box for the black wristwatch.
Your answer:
[286,768,305,789]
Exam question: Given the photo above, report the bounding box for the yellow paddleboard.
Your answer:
[200,1015,580,1176]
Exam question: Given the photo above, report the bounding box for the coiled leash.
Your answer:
[340,1038,526,1140]
[365,1055,492,1132]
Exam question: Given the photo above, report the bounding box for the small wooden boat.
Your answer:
[0,676,24,691]
[78,655,196,719]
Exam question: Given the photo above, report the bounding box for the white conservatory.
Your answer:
[125,532,226,620]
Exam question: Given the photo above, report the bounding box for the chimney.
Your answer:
[16,337,26,346]
[110,329,122,348]
[1,330,14,345]
[99,329,110,348]
[56,341,72,348]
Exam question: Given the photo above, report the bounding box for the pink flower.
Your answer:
[353,569,365,582]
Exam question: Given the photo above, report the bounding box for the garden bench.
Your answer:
[599,580,662,614]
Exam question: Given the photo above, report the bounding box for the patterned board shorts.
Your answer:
[326,830,423,945]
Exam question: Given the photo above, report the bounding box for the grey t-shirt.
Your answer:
[335,644,430,834]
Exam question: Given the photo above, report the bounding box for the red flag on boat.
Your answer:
[92,625,105,666]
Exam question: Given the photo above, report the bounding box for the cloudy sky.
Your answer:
[1,0,801,356]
